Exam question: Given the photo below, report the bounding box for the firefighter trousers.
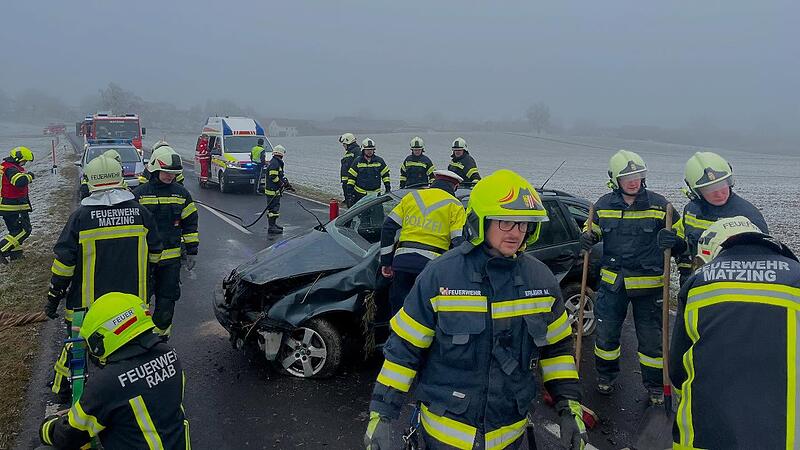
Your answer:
[594,285,663,390]
[152,262,181,336]
[388,269,420,317]
[265,194,281,219]
[0,211,31,256]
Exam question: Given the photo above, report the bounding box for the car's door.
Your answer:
[527,199,581,276]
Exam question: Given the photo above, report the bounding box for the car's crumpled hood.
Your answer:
[237,230,362,285]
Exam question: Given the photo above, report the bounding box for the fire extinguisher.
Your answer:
[329,199,340,220]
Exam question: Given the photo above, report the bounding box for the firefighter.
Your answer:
[0,146,35,263]
[132,145,198,337]
[46,155,162,397]
[39,292,190,449]
[196,134,211,186]
[346,138,390,205]
[447,137,480,184]
[670,216,799,449]
[250,138,267,187]
[366,170,585,450]
[339,132,359,206]
[580,149,676,404]
[263,144,295,235]
[379,170,465,316]
[139,141,185,185]
[399,136,435,188]
[659,151,769,286]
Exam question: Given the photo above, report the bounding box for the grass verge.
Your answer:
[0,162,76,449]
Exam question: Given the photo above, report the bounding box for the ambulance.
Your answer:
[196,116,272,193]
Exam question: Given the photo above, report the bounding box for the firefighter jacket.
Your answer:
[264,157,289,196]
[133,177,198,264]
[448,150,480,183]
[347,154,390,195]
[669,239,800,450]
[40,334,190,450]
[340,142,359,185]
[674,192,768,269]
[50,192,162,310]
[380,187,465,273]
[370,243,581,449]
[399,154,435,188]
[0,158,33,213]
[584,189,675,297]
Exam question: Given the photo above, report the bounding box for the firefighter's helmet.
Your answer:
[361,138,376,150]
[84,155,125,192]
[452,137,467,150]
[410,136,425,150]
[147,145,183,174]
[9,146,34,163]
[695,216,764,265]
[272,145,286,157]
[80,292,156,361]
[684,151,734,199]
[607,149,647,190]
[339,133,356,145]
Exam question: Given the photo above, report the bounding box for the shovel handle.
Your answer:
[575,204,594,373]
[661,204,674,403]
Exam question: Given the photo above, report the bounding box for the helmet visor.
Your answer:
[618,171,647,183]
[697,177,733,196]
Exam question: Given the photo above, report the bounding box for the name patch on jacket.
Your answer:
[117,349,178,388]
[91,208,140,227]
[439,288,482,296]
[701,259,791,282]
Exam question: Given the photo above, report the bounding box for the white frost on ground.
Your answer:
[143,128,798,251]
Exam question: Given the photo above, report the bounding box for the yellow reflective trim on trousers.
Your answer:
[129,395,165,449]
[638,352,663,369]
[787,310,798,450]
[68,401,106,437]
[429,295,487,313]
[42,417,57,445]
[1,231,21,252]
[376,359,417,392]
[600,269,617,285]
[540,355,579,382]
[491,297,554,319]
[685,213,713,230]
[390,308,434,348]
[546,310,571,344]
[353,185,380,195]
[184,419,191,450]
[623,209,666,220]
[0,202,30,211]
[484,417,527,450]
[51,258,75,277]
[594,344,621,361]
[181,202,197,219]
[420,403,476,449]
[597,209,622,219]
[677,309,700,447]
[182,232,199,243]
[624,275,664,290]
[161,247,182,260]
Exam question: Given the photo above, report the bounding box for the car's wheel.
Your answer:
[275,317,342,379]
[561,283,596,336]
[219,171,228,193]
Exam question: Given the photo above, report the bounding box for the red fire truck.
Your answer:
[86,113,146,153]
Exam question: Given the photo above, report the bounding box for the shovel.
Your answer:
[633,203,674,449]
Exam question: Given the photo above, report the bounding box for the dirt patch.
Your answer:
[0,154,77,449]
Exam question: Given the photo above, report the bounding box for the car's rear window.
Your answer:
[86,146,141,163]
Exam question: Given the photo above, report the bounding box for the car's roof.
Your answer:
[86,143,137,150]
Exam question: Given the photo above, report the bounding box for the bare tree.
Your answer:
[98,82,143,114]
[526,102,551,134]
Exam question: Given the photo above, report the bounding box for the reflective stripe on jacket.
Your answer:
[347,154,390,193]
[447,151,480,183]
[669,241,800,449]
[133,177,198,262]
[263,157,288,196]
[370,243,581,449]
[340,143,359,183]
[399,154,434,188]
[0,159,32,212]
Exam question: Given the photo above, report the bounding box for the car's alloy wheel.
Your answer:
[276,318,342,378]
[562,284,596,336]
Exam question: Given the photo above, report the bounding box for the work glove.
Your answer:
[657,228,685,252]
[557,400,588,449]
[364,412,394,450]
[579,231,598,251]
[284,182,296,193]
[44,287,65,319]
[183,254,196,271]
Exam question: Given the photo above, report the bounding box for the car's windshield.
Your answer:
[85,146,141,164]
[333,193,399,250]
[223,136,272,154]
[94,120,140,140]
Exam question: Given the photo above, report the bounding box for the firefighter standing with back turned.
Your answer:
[339,132,359,206]
[263,144,295,235]
[366,170,585,450]
[670,216,799,449]
[379,169,465,316]
[46,155,162,398]
[580,149,680,405]
[133,144,198,338]
[399,136,435,188]
[0,146,35,263]
[39,292,190,449]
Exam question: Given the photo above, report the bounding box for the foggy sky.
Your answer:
[1,0,797,129]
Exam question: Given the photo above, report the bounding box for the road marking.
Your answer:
[284,191,328,206]
[198,203,253,235]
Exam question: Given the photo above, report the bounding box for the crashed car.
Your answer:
[214,187,600,378]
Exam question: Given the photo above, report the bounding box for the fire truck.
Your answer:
[85,113,146,153]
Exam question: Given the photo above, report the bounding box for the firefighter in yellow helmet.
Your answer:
[40,292,190,449]
[0,146,35,263]
[366,170,586,449]
[670,217,798,449]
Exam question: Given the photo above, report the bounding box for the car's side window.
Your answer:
[564,202,589,231]
[530,200,573,248]
[334,195,398,247]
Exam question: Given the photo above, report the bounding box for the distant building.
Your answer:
[268,120,299,137]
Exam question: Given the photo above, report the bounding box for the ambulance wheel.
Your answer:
[275,317,342,379]
[218,171,228,193]
[562,283,596,336]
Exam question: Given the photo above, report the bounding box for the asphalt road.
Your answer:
[16,135,671,449]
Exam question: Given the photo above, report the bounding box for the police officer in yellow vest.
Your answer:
[366,170,586,450]
[670,216,799,449]
[379,170,465,316]
[250,138,267,187]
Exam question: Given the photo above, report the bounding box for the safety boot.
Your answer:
[597,380,615,395]
[267,217,283,234]
[648,389,665,406]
